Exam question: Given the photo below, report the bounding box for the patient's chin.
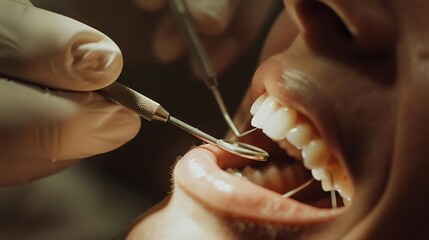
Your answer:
[127,186,245,240]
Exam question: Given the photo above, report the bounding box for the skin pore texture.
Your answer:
[127,0,429,239]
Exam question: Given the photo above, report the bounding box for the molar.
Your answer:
[262,164,284,192]
[335,180,353,201]
[242,166,265,186]
[226,168,245,178]
[302,139,331,169]
[311,168,335,191]
[321,177,335,192]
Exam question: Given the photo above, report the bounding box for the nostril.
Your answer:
[290,0,395,55]
[290,1,357,58]
[299,1,352,39]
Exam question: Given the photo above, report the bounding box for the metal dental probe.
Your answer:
[98,82,269,161]
[329,173,338,208]
[282,179,314,198]
[169,0,256,137]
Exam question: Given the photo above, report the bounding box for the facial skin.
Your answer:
[127,0,429,239]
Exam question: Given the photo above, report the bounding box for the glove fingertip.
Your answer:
[71,33,124,90]
[187,0,240,35]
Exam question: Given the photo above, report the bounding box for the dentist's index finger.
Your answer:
[0,0,123,91]
[184,0,240,35]
[151,0,240,67]
[189,0,278,76]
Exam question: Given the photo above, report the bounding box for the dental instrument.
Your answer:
[282,176,338,208]
[331,190,338,208]
[98,82,269,161]
[329,173,337,208]
[169,0,255,137]
[281,179,314,198]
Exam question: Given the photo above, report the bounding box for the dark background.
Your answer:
[0,1,279,239]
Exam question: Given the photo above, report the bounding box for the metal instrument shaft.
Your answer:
[98,82,268,161]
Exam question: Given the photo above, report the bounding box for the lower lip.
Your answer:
[173,145,344,225]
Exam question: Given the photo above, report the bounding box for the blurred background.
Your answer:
[0,1,277,239]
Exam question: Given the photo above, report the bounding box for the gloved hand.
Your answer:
[0,0,141,186]
[134,0,278,77]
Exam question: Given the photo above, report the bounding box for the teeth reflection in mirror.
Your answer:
[250,93,267,116]
[302,139,331,169]
[251,96,279,128]
[286,123,313,149]
[263,107,297,141]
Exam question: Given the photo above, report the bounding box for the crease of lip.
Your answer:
[173,144,345,225]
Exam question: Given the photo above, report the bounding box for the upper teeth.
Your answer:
[250,93,353,206]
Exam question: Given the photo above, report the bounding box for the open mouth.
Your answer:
[173,84,354,227]
[243,93,353,207]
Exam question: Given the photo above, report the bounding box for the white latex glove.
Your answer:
[0,0,141,186]
[134,0,277,77]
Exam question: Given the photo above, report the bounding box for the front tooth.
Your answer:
[250,93,267,116]
[302,139,331,169]
[262,107,297,141]
[286,123,313,149]
[251,96,279,128]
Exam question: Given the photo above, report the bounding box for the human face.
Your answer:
[128,0,429,239]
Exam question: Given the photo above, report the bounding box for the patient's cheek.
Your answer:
[127,185,238,240]
[259,10,298,63]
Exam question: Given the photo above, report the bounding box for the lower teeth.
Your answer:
[225,165,348,208]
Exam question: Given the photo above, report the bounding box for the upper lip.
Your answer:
[253,55,346,177]
[173,55,349,226]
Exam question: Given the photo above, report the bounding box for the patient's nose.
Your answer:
[283,0,395,55]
